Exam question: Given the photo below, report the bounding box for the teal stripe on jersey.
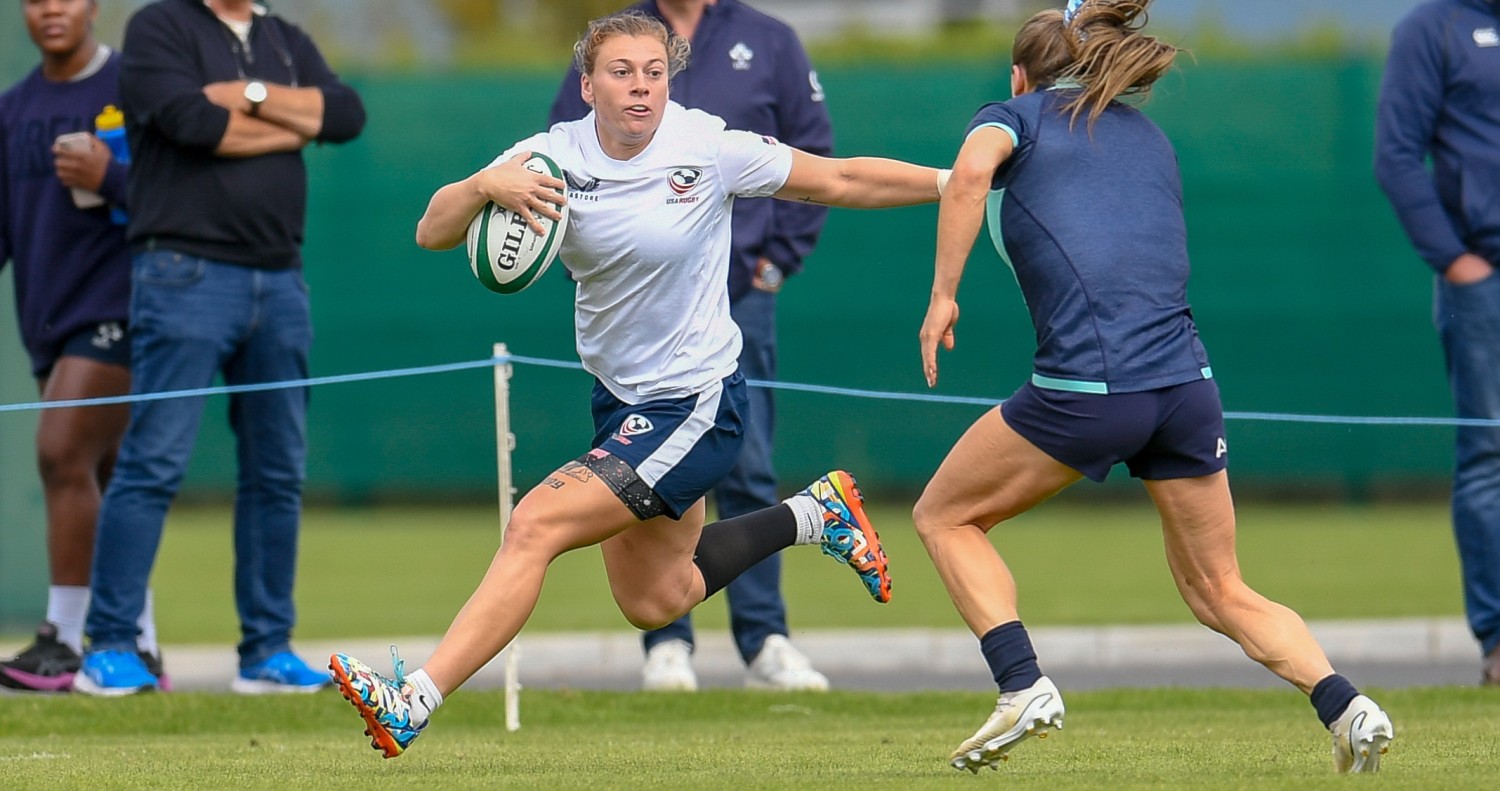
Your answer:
[1201,366,1214,379]
[968,121,1020,148]
[1031,373,1110,394]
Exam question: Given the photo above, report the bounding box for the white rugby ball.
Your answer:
[466,152,568,294]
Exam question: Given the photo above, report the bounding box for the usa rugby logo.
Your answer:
[612,414,654,445]
[668,167,703,195]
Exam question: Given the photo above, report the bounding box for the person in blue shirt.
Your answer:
[913,1,1393,774]
[1374,0,1500,688]
[0,0,162,693]
[550,0,835,692]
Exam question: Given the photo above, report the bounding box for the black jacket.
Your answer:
[120,0,365,268]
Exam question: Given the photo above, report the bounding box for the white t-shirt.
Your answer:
[491,102,794,404]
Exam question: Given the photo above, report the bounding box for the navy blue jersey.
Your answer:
[0,49,131,374]
[1375,0,1500,272]
[969,91,1211,394]
[550,0,832,301]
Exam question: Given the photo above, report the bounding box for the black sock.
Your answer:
[1310,674,1360,729]
[693,504,798,599]
[980,621,1043,693]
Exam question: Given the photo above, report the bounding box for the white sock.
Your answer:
[783,493,825,545]
[136,589,159,656]
[46,585,90,654]
[406,668,444,725]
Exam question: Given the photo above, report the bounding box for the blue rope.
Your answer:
[0,352,1493,428]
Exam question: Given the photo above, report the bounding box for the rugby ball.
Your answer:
[466,152,568,294]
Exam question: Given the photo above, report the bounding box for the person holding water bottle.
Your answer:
[0,0,164,692]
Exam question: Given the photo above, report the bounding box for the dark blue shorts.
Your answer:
[33,321,132,378]
[1000,378,1228,483]
[589,371,748,519]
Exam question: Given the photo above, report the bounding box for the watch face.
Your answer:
[246,82,268,103]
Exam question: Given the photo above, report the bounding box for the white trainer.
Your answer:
[1330,694,1394,773]
[746,635,830,691]
[641,639,698,692]
[950,676,1065,773]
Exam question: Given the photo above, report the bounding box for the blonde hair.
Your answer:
[1012,1,1179,128]
[572,11,691,79]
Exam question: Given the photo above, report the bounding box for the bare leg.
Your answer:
[912,407,1081,635]
[600,498,707,629]
[35,358,130,586]
[421,468,707,694]
[1145,472,1335,693]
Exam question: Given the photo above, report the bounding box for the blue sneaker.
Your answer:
[329,652,426,758]
[805,470,892,603]
[73,650,159,697]
[232,650,331,695]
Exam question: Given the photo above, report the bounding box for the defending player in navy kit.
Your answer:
[327,11,944,758]
[912,0,1394,774]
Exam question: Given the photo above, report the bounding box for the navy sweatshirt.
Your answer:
[0,48,131,375]
[120,0,365,269]
[1375,0,1500,273]
[550,0,833,301]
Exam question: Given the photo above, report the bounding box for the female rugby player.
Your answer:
[328,10,945,757]
[914,0,1395,774]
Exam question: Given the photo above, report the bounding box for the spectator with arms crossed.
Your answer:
[550,0,836,692]
[74,0,365,696]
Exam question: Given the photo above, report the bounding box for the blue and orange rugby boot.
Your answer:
[330,651,426,758]
[804,470,892,603]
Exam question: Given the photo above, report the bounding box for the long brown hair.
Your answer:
[1012,1,1179,128]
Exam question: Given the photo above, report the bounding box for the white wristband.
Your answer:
[936,168,953,197]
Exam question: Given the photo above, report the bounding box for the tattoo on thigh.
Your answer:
[541,475,565,490]
[559,461,594,484]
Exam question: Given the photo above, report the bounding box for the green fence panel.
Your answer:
[137,62,1451,499]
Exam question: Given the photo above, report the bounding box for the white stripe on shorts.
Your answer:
[635,378,724,488]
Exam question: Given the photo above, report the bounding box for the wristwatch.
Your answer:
[244,81,268,116]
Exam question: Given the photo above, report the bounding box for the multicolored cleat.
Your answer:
[805,470,892,603]
[329,652,426,758]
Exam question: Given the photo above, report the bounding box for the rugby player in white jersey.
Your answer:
[328,11,948,758]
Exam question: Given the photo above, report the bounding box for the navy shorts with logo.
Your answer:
[33,321,131,378]
[1000,377,1228,482]
[589,371,748,519]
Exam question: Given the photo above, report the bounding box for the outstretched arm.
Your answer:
[774,149,943,209]
[415,152,566,250]
[921,126,1013,387]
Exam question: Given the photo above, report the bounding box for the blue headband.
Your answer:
[1064,0,1085,24]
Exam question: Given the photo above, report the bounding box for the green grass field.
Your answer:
[0,501,1487,789]
[119,500,1463,645]
[1,686,1496,789]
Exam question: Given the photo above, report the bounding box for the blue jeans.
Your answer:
[1437,275,1500,657]
[644,289,788,664]
[86,251,312,667]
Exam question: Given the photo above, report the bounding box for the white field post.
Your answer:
[493,343,521,731]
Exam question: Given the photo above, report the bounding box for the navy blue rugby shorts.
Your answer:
[1000,377,1228,483]
[589,370,748,519]
[34,321,132,378]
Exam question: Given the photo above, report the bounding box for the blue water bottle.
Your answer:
[95,105,130,226]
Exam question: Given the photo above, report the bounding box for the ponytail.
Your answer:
[1012,1,1179,129]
